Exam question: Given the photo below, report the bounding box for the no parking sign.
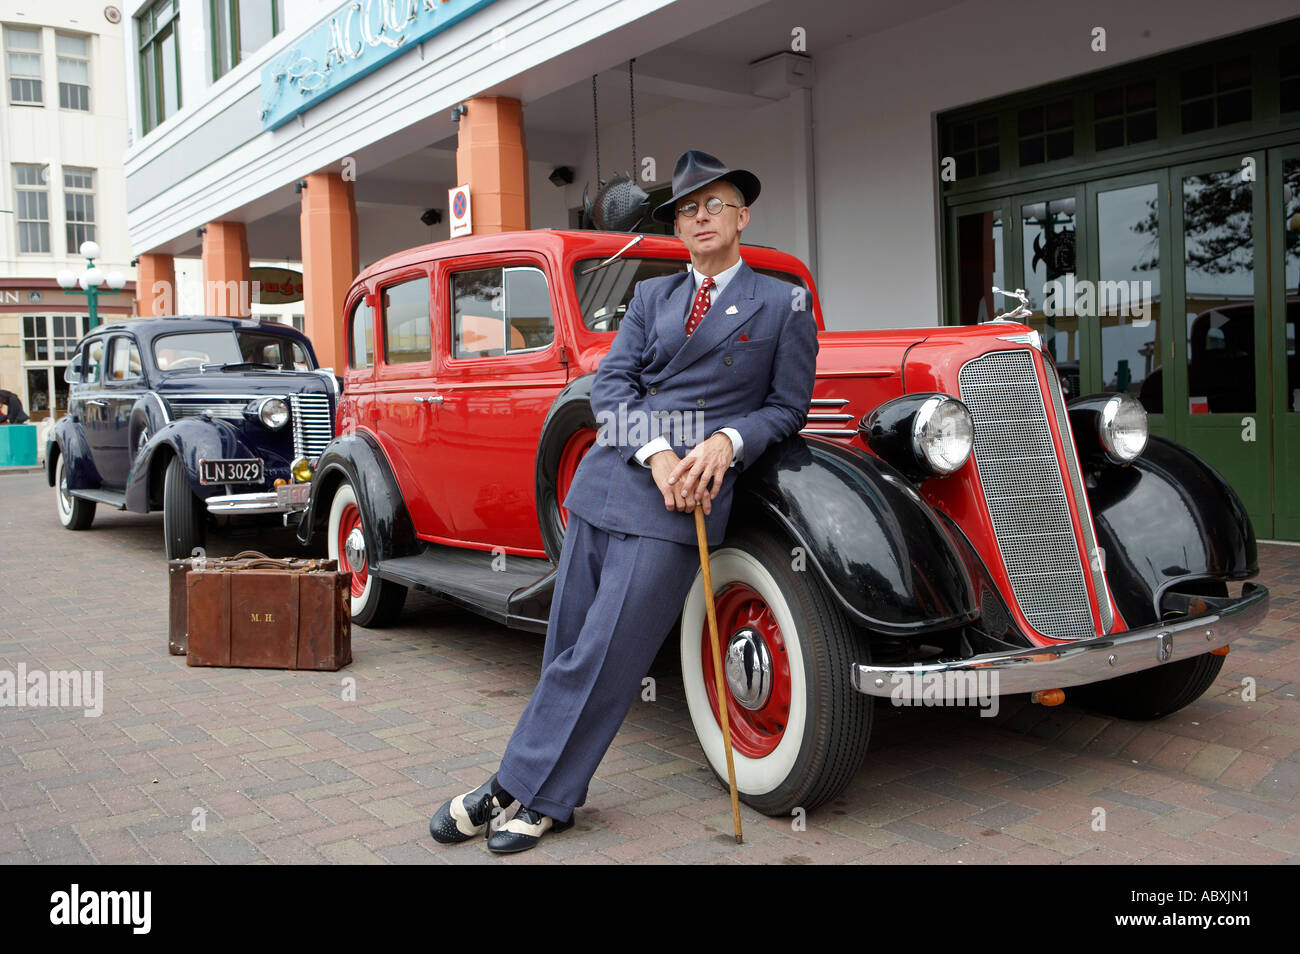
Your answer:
[449,185,472,237]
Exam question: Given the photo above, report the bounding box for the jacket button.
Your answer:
[650,349,656,360]
[724,356,733,366]
[650,387,658,395]
[697,398,706,407]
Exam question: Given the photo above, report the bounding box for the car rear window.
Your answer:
[572,257,806,332]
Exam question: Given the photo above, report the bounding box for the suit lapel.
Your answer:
[651,260,760,384]
[652,271,692,360]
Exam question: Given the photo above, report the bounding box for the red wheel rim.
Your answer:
[338,502,367,599]
[701,583,793,758]
[556,427,597,528]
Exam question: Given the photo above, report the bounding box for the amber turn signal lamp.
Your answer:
[1210,645,1230,657]
[1031,689,1066,706]
[291,457,314,483]
[273,478,288,488]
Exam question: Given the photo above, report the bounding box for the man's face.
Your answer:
[673,181,749,259]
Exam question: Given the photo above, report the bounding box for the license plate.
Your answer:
[276,483,311,508]
[199,458,264,485]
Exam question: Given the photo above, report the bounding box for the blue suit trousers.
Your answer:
[495,514,701,822]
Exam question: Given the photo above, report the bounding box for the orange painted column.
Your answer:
[299,173,358,372]
[201,221,251,316]
[135,253,175,316]
[455,97,530,233]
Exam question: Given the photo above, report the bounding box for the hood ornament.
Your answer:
[989,287,1032,322]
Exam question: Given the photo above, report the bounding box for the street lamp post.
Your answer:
[56,241,126,330]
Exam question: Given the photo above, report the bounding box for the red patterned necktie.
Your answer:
[685,276,714,336]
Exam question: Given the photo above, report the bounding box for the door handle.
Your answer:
[413,395,444,405]
[85,399,108,407]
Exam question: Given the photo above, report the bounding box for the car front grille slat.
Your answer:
[959,350,1097,641]
[290,393,333,460]
[169,400,248,420]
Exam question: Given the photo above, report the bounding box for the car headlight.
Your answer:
[1099,394,1147,463]
[861,393,973,478]
[913,396,973,475]
[256,397,290,429]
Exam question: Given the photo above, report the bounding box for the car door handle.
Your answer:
[413,395,444,404]
[85,399,108,407]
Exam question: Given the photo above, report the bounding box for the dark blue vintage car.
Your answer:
[47,317,338,559]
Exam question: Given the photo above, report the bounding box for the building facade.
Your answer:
[2,1,136,432]
[118,0,1300,538]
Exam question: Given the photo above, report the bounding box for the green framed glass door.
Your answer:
[946,199,1010,326]
[1268,145,1300,539]
[1009,186,1088,395]
[1084,171,1173,440]
[1168,156,1272,535]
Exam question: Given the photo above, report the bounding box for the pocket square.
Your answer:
[737,333,750,342]
[725,305,739,315]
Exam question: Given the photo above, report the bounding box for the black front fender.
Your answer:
[47,417,101,489]
[295,430,419,565]
[1089,434,1257,627]
[125,418,254,513]
[734,436,978,635]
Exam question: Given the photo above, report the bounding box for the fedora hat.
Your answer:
[651,150,761,224]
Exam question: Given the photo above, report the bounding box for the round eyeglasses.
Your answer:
[676,196,743,218]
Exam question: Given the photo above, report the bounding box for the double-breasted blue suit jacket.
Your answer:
[564,259,819,547]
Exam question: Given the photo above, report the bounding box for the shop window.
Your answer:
[138,0,181,134]
[1093,80,1157,151]
[1180,57,1252,133]
[13,164,50,254]
[381,276,431,364]
[64,168,96,252]
[1018,99,1074,166]
[22,315,84,422]
[212,0,284,81]
[6,26,42,105]
[56,33,90,110]
[450,266,554,358]
[348,297,374,369]
[946,116,1000,179]
[1281,42,1300,114]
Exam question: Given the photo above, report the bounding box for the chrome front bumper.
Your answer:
[205,484,310,516]
[851,583,1268,698]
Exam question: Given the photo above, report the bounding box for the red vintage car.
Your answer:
[294,229,1267,816]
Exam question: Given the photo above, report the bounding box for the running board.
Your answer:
[377,546,556,633]
[70,488,127,509]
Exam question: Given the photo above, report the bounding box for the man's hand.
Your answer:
[659,433,735,515]
[649,449,695,513]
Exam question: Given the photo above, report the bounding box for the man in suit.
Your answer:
[429,150,818,853]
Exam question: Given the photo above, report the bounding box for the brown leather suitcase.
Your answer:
[183,551,352,671]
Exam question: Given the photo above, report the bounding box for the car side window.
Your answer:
[349,296,374,369]
[64,344,86,384]
[84,338,105,385]
[106,337,143,382]
[381,276,431,364]
[450,265,553,359]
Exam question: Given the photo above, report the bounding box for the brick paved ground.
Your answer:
[1,470,1297,864]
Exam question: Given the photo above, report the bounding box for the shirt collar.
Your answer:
[690,257,744,298]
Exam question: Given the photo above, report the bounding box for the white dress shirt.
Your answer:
[633,257,746,468]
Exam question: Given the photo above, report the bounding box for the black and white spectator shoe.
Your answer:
[429,775,515,844]
[486,805,574,854]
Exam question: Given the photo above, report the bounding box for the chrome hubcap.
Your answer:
[724,627,772,711]
[344,527,367,573]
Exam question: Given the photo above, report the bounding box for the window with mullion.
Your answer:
[56,33,91,111]
[6,26,43,105]
[137,0,181,133]
[64,168,96,252]
[14,164,51,254]
[211,0,283,81]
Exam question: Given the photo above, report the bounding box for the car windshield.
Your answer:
[572,257,807,332]
[152,330,313,372]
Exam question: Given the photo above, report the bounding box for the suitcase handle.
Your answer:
[213,551,334,572]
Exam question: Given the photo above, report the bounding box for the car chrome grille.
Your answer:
[168,399,249,421]
[958,350,1097,640]
[291,393,333,460]
[801,397,857,438]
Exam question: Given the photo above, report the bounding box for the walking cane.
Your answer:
[694,506,743,844]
